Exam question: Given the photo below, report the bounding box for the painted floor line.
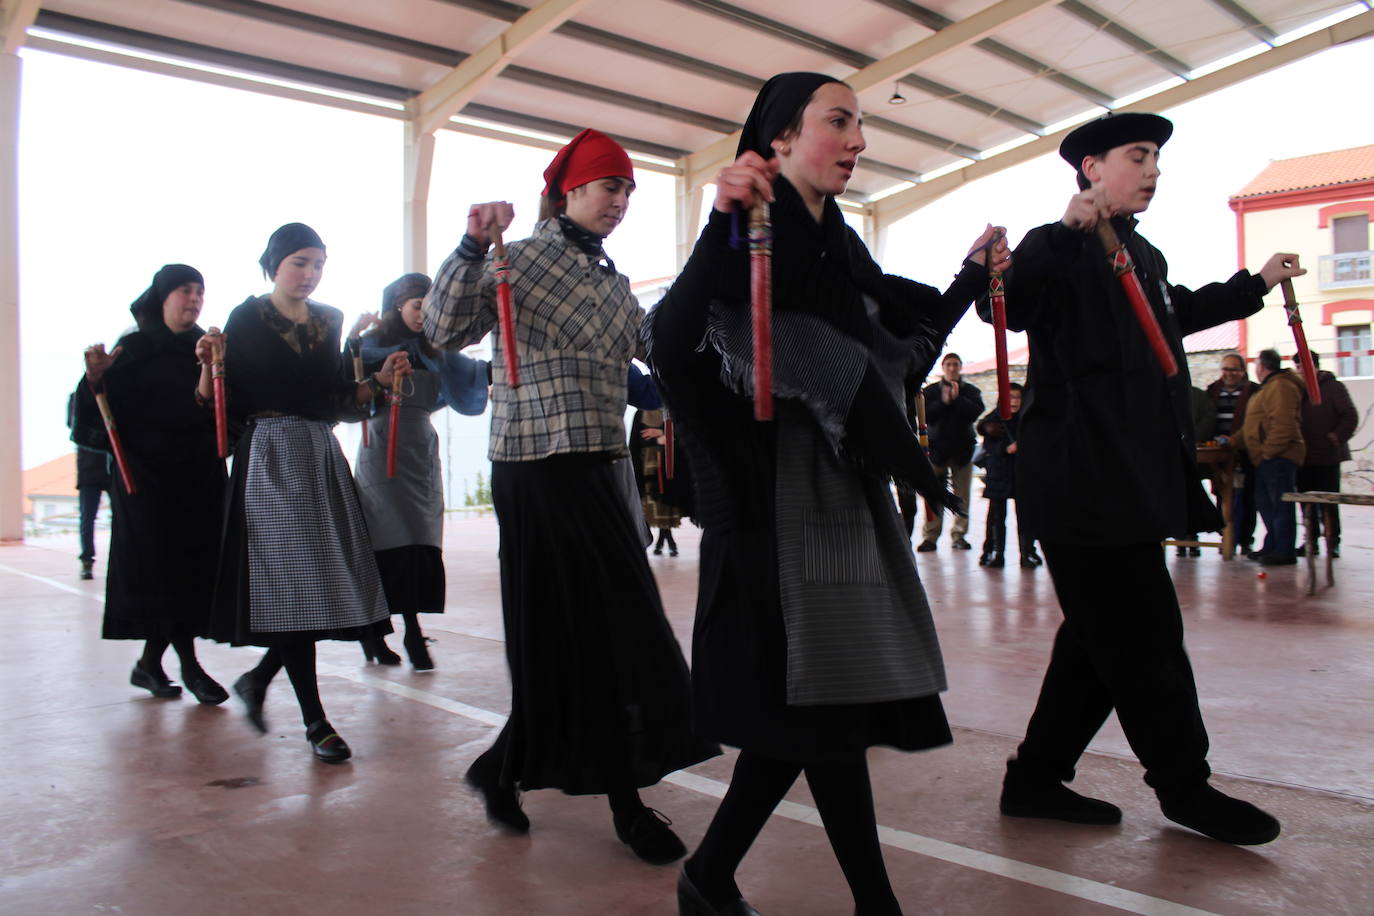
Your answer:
[339,671,1222,916]
[0,563,102,599]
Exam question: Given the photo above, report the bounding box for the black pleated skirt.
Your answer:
[490,453,719,795]
[374,545,446,614]
[692,526,952,764]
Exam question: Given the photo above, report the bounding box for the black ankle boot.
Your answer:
[614,805,686,865]
[465,758,530,832]
[361,637,401,666]
[404,632,434,671]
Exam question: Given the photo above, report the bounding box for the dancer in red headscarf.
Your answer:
[425,129,718,864]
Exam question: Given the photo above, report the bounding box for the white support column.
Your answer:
[674,166,704,271]
[861,204,885,263]
[403,120,435,275]
[0,49,22,542]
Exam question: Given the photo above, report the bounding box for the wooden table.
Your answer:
[1165,443,1238,559]
[1281,490,1374,594]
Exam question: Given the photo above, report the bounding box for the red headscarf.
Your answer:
[541,129,634,206]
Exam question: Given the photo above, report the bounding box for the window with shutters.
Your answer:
[1336,324,1372,378]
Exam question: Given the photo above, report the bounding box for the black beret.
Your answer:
[1059,112,1173,171]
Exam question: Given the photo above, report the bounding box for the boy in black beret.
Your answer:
[984,111,1304,845]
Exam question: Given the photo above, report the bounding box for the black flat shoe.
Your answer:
[305,719,352,764]
[130,662,181,699]
[677,867,761,916]
[464,760,530,832]
[984,551,1004,568]
[1000,778,1122,825]
[233,672,268,735]
[952,538,973,550]
[80,560,94,580]
[183,671,229,706]
[1021,551,1043,567]
[916,540,937,552]
[404,633,434,671]
[615,806,686,865]
[361,637,402,666]
[1159,784,1280,845]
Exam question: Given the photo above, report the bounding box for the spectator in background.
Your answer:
[917,352,983,552]
[975,383,1041,569]
[67,391,111,580]
[1295,352,1357,558]
[1205,353,1259,555]
[1178,387,1218,557]
[1241,349,1305,567]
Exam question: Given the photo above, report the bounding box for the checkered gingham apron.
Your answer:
[244,416,388,632]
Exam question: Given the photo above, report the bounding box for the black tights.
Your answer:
[247,641,325,726]
[139,636,205,679]
[687,750,900,915]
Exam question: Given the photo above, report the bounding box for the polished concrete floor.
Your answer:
[1,500,1371,915]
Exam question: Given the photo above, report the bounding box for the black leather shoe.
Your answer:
[615,806,686,865]
[183,671,229,706]
[1259,553,1297,566]
[1001,773,1121,825]
[677,866,761,916]
[130,662,181,699]
[1159,784,1280,845]
[404,633,435,671]
[465,760,530,832]
[233,672,268,735]
[952,538,973,550]
[1021,551,1043,567]
[305,719,352,764]
[984,551,1004,568]
[361,638,402,665]
[80,560,94,580]
[916,540,937,552]
[1188,546,1202,557]
[1175,545,1188,557]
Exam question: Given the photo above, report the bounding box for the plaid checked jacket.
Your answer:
[424,218,644,461]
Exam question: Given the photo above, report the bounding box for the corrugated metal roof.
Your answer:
[1231,144,1374,199]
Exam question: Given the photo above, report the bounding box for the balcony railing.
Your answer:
[1318,250,1372,290]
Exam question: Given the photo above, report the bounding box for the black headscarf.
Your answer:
[259,222,325,279]
[128,263,204,329]
[736,72,844,159]
[381,272,431,313]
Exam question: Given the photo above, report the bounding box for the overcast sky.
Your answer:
[15,28,1373,478]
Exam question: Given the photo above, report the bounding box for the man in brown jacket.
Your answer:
[1242,349,1306,566]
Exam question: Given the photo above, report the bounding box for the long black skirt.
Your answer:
[375,546,445,614]
[692,526,952,764]
[490,453,719,795]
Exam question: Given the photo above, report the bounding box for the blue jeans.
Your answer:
[78,485,104,563]
[1254,457,1297,557]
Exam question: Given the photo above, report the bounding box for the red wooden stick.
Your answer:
[1279,279,1322,406]
[386,375,401,478]
[989,269,1012,420]
[749,203,773,421]
[211,338,228,458]
[663,417,675,480]
[92,388,136,495]
[353,352,369,447]
[1096,221,1179,377]
[492,229,520,388]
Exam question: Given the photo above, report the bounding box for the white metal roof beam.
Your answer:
[866,0,1115,108]
[871,8,1374,226]
[2,0,40,53]
[1057,0,1193,78]
[666,0,1048,135]
[684,0,1057,189]
[1202,0,1278,46]
[411,0,594,137]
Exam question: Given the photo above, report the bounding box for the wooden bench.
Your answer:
[1280,491,1374,594]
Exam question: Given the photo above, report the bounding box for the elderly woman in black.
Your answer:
[76,264,228,704]
[645,73,1009,914]
[200,223,410,763]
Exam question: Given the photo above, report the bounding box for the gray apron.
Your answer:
[355,369,444,551]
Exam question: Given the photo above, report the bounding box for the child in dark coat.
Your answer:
[976,383,1041,569]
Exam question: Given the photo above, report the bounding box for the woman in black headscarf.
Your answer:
[74,264,228,704]
[349,272,489,668]
[200,223,410,763]
[645,73,1009,914]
